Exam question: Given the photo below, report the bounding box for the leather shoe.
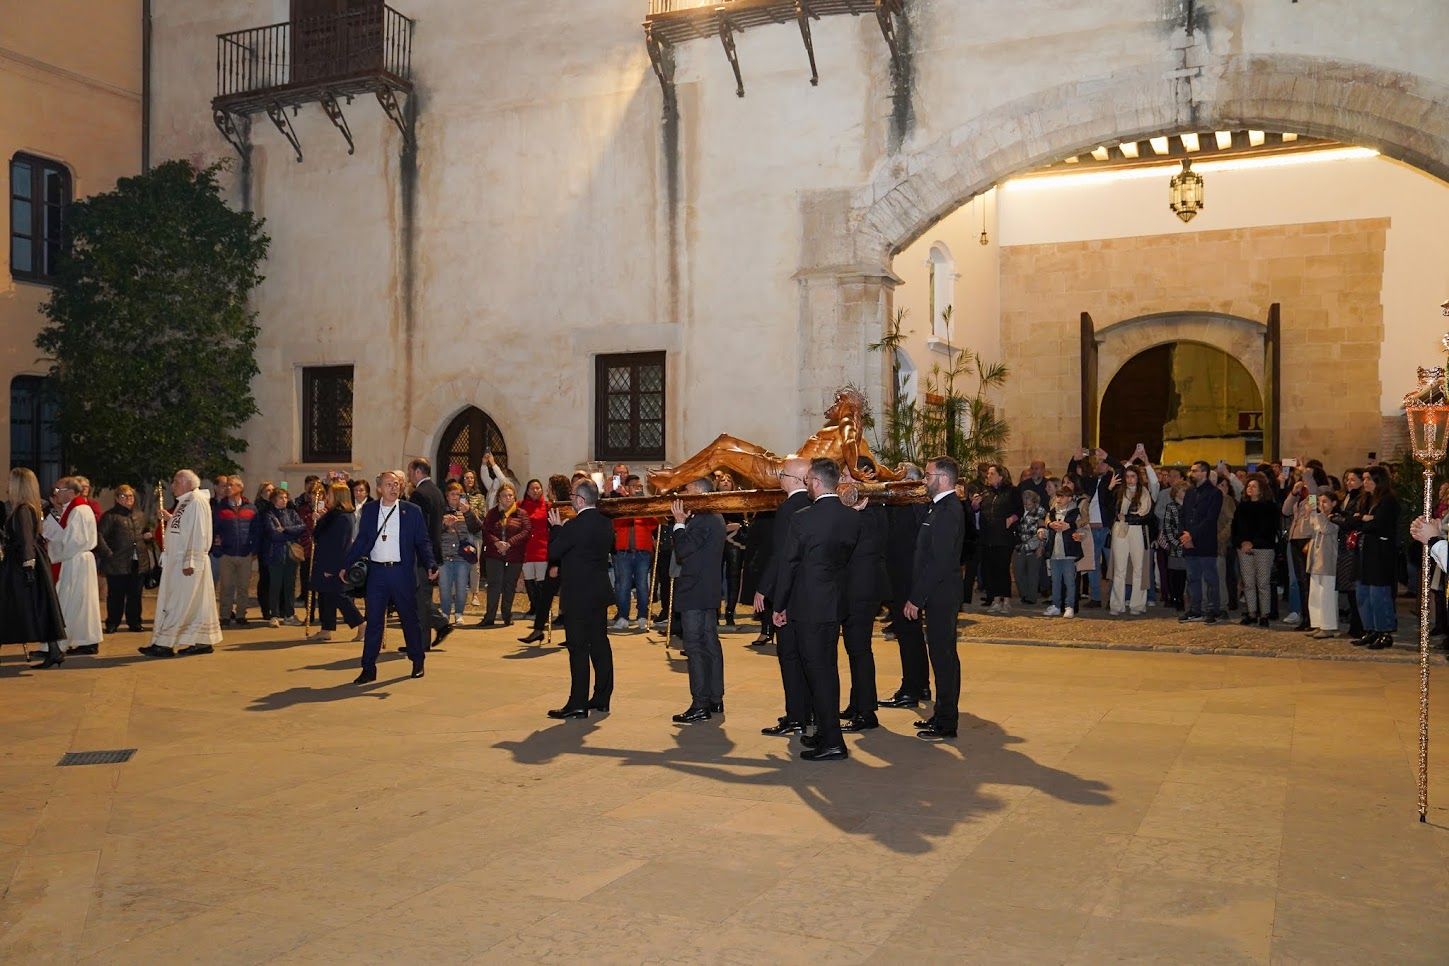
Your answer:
[761,720,805,737]
[180,643,213,656]
[1366,633,1394,650]
[518,630,545,644]
[547,706,588,719]
[800,745,848,761]
[709,701,724,714]
[410,661,425,679]
[433,625,453,648]
[879,693,920,709]
[587,701,610,713]
[672,706,711,723]
[71,644,99,656]
[137,644,175,658]
[916,726,958,741]
[801,734,821,748]
[32,651,65,669]
[839,706,857,720]
[840,715,880,733]
[912,718,937,730]
[353,668,377,685]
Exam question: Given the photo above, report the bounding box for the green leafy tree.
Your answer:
[35,160,268,490]
[868,307,1010,473]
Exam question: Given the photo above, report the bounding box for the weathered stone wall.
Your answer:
[998,219,1388,473]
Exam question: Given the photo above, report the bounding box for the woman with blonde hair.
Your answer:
[0,468,67,666]
[308,481,364,642]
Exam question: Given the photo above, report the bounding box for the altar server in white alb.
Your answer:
[140,469,223,658]
[41,476,103,656]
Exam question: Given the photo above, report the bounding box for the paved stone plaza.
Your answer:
[2,611,1447,964]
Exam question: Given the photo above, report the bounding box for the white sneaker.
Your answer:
[1282,612,1301,625]
[1042,606,1061,617]
[1064,607,1075,619]
[470,594,480,607]
[998,600,1011,615]
[284,616,304,627]
[611,617,629,631]
[636,617,648,632]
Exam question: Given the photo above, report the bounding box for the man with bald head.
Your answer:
[754,456,814,736]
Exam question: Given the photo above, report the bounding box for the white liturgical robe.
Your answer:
[152,487,223,651]
[41,501,103,651]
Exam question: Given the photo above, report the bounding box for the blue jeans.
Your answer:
[1185,555,1220,616]
[439,559,471,618]
[1050,558,1078,611]
[614,550,651,620]
[1089,527,1108,602]
[1356,583,1395,632]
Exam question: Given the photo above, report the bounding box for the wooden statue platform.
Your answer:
[587,480,927,518]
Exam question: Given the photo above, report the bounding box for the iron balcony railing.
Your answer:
[647,0,714,13]
[216,4,413,102]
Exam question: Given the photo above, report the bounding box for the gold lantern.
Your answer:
[1168,158,1204,223]
[1404,362,1449,823]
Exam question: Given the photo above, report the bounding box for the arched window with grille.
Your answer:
[436,407,509,483]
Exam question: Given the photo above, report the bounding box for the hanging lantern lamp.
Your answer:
[1169,158,1204,222]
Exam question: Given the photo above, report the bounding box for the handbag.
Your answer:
[1111,520,1131,541]
[1346,531,1360,551]
[458,538,479,565]
[288,541,306,563]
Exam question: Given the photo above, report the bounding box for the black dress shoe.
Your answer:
[912,718,937,730]
[709,701,724,714]
[801,745,848,761]
[180,643,213,656]
[32,651,65,669]
[916,726,958,741]
[71,644,99,656]
[137,644,175,658]
[761,720,805,737]
[433,625,453,648]
[1351,634,1373,647]
[840,716,880,733]
[801,734,821,749]
[103,624,119,635]
[1366,633,1394,650]
[748,635,771,646]
[476,619,497,628]
[410,662,425,678]
[879,694,921,709]
[353,668,377,685]
[672,706,712,723]
[547,706,588,719]
[518,630,545,644]
[839,706,857,720]
[588,701,610,713]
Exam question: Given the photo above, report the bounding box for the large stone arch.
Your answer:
[794,53,1439,451]
[1096,312,1265,395]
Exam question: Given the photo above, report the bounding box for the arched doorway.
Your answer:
[435,407,508,483]
[1100,342,1263,466]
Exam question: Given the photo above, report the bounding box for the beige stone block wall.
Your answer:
[999,219,1388,474]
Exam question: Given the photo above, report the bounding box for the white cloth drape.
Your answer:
[42,503,103,650]
[152,488,223,650]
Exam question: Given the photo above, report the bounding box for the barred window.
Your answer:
[302,365,353,463]
[595,352,665,462]
[10,375,63,491]
[10,153,71,283]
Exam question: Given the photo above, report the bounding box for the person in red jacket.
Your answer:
[611,475,659,633]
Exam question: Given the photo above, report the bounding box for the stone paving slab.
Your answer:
[0,609,1446,963]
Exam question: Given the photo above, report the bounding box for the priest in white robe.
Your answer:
[140,469,223,657]
[41,477,103,655]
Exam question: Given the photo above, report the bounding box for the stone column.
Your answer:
[793,264,902,444]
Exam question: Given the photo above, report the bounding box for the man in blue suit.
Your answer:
[343,469,438,684]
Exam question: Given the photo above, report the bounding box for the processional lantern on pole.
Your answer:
[1403,351,1449,823]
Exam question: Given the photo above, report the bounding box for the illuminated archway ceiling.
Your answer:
[1039,131,1341,173]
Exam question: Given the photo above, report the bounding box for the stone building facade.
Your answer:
[132,1,1449,486]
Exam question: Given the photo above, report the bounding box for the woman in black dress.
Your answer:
[308,482,364,642]
[1,468,67,667]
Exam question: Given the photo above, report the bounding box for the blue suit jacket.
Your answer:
[344,499,437,573]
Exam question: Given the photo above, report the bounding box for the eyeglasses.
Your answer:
[780,473,802,482]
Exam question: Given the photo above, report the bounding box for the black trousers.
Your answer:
[484,558,522,623]
[924,596,963,728]
[415,563,447,640]
[105,566,143,629]
[887,599,929,696]
[795,619,843,748]
[257,563,272,618]
[841,609,879,717]
[319,591,362,632]
[774,619,812,725]
[722,548,742,623]
[563,608,613,707]
[681,609,724,706]
[981,546,1013,600]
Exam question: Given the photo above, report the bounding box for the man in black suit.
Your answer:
[881,462,931,709]
[904,456,967,741]
[406,457,452,649]
[754,456,813,736]
[772,457,860,762]
[840,487,887,732]
[668,476,727,722]
[545,479,615,718]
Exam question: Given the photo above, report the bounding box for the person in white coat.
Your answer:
[139,469,223,658]
[40,477,103,655]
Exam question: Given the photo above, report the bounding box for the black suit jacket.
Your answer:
[547,507,615,614]
[760,489,811,602]
[671,512,725,611]
[775,495,861,624]
[847,503,889,617]
[411,477,446,564]
[885,502,928,601]
[911,493,966,609]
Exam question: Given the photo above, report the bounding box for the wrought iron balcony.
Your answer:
[211,3,415,163]
[643,0,903,108]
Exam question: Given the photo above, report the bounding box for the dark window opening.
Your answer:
[10,153,71,283]
[595,352,665,462]
[10,375,64,491]
[302,365,354,463]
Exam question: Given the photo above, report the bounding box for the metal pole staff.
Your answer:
[1418,464,1432,823]
[643,522,662,643]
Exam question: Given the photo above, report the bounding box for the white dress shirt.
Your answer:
[371,499,403,563]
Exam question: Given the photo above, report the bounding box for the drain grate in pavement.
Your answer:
[58,749,136,766]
